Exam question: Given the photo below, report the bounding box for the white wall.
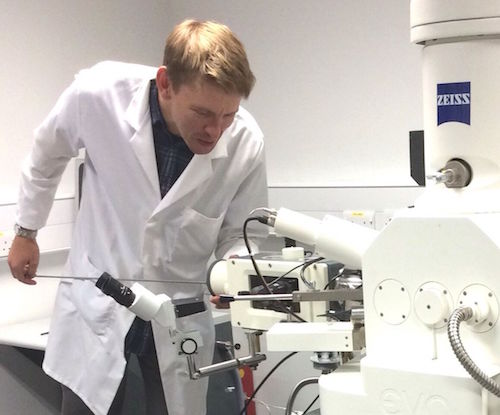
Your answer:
[1,0,423,203]
[0,0,174,202]
[163,0,423,187]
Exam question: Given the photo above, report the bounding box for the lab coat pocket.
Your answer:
[70,255,116,336]
[171,208,225,267]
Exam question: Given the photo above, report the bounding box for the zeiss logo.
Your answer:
[437,82,471,126]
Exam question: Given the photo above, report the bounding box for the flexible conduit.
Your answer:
[447,307,500,397]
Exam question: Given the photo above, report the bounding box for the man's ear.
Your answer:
[156,66,172,99]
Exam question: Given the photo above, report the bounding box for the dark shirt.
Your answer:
[150,80,194,198]
[125,80,194,357]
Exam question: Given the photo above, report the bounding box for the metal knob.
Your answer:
[180,338,198,355]
[426,158,472,188]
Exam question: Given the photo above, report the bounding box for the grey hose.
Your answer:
[447,307,500,397]
[285,377,319,415]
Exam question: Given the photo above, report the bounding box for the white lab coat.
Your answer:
[16,61,268,415]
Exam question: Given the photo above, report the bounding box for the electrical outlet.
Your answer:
[343,210,375,228]
[0,230,14,258]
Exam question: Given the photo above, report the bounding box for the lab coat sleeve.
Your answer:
[16,79,83,230]
[215,143,269,259]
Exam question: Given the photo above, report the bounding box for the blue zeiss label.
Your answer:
[437,82,471,126]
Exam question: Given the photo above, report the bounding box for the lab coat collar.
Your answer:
[125,79,150,130]
[126,78,230,214]
[125,80,161,199]
[152,131,230,213]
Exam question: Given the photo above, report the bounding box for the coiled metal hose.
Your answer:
[447,307,500,397]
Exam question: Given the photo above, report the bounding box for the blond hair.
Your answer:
[163,19,255,98]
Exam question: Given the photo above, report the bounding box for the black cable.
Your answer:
[322,268,362,290]
[243,217,306,322]
[270,256,324,286]
[239,352,298,415]
[323,272,344,290]
[269,257,327,323]
[303,395,319,414]
[299,257,325,289]
[243,217,273,294]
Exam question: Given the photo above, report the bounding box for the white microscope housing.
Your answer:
[318,2,500,414]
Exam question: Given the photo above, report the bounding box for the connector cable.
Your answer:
[285,377,319,415]
[447,306,500,397]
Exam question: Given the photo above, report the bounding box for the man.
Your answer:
[8,19,268,415]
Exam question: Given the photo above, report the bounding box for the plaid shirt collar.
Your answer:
[149,80,187,148]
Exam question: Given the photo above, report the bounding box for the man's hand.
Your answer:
[210,295,230,309]
[8,236,40,285]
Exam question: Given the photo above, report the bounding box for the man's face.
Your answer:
[157,68,242,155]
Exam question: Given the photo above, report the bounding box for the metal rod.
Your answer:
[292,288,363,302]
[229,289,363,303]
[35,275,206,285]
[232,293,293,301]
[194,354,267,378]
